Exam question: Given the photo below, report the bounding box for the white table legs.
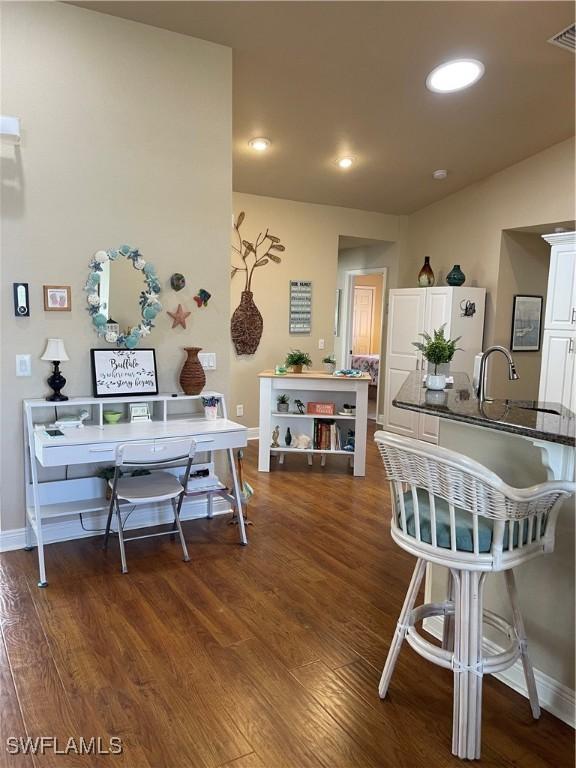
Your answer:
[228,448,247,546]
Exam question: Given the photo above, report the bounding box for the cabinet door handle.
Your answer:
[569,338,575,354]
[415,358,420,371]
[571,307,576,324]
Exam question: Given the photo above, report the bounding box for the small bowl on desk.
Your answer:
[103,411,122,424]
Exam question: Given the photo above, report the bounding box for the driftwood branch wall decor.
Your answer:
[230,211,285,355]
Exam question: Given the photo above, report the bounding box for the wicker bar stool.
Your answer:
[374,431,574,760]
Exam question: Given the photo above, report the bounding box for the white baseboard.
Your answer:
[247,427,259,440]
[424,615,575,728]
[0,496,232,553]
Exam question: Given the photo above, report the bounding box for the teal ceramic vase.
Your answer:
[446,264,466,286]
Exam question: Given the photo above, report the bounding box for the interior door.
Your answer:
[383,289,426,437]
[352,287,374,354]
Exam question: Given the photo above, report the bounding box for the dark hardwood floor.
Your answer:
[0,425,573,767]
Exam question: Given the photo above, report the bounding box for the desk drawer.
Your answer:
[34,431,247,467]
[36,442,118,467]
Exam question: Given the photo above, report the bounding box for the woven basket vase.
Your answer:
[231,291,263,355]
[179,347,206,395]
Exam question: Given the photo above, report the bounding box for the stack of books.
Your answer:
[313,419,342,450]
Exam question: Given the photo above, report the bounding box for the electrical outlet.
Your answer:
[236,404,244,417]
[16,354,31,377]
[318,338,325,350]
[198,352,216,370]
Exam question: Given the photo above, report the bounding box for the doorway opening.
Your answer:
[344,269,387,420]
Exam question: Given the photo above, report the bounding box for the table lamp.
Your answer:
[41,338,69,401]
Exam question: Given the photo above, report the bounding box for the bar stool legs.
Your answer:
[451,570,487,760]
[379,558,426,698]
[505,570,540,719]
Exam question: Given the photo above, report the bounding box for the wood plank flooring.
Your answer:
[0,425,573,766]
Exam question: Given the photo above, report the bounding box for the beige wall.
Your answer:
[1,2,232,532]
[491,231,550,400]
[352,274,383,355]
[231,193,406,427]
[404,137,575,358]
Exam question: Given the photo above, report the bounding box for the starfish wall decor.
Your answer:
[167,304,191,329]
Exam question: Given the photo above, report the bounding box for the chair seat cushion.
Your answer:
[402,489,495,553]
[110,472,184,503]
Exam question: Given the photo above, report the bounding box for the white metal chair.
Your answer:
[103,438,197,573]
[374,430,575,760]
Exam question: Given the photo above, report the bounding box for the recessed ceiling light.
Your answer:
[432,169,448,180]
[248,137,271,151]
[426,59,484,93]
[338,156,354,169]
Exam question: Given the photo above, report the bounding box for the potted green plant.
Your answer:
[322,354,336,374]
[413,325,461,390]
[277,394,290,413]
[285,349,312,374]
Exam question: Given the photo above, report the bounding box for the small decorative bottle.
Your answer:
[446,264,465,286]
[418,256,435,287]
[285,427,292,447]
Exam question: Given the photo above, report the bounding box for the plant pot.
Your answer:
[277,403,289,412]
[231,291,263,355]
[425,389,447,406]
[323,363,335,374]
[426,373,446,391]
[204,405,218,420]
[291,365,303,374]
[179,347,206,395]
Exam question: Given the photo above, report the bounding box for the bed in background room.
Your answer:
[351,354,379,386]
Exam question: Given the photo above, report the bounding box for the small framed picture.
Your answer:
[511,295,543,352]
[44,285,71,312]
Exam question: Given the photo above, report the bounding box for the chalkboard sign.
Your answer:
[90,349,158,397]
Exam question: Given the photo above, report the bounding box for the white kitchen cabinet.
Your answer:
[542,232,576,331]
[539,231,576,413]
[382,286,486,443]
[539,331,575,414]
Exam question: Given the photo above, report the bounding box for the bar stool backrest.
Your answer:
[374,431,573,566]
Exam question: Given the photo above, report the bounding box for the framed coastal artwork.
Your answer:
[90,348,158,397]
[510,295,543,352]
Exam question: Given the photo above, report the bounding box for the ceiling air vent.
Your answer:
[548,23,575,52]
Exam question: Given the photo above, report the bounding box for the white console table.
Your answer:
[258,371,370,476]
[23,393,248,586]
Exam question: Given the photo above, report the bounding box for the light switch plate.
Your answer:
[318,338,325,349]
[16,354,31,377]
[198,352,216,370]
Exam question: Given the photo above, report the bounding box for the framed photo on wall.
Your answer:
[510,295,543,352]
[43,285,71,311]
[90,348,158,397]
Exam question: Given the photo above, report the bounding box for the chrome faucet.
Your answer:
[476,346,519,402]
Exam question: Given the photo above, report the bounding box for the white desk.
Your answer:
[24,394,248,586]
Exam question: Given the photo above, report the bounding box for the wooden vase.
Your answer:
[179,347,206,395]
[231,291,263,355]
[291,365,303,374]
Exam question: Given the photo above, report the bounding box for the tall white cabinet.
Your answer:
[382,286,486,443]
[539,232,576,413]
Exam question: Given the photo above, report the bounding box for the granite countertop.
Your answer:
[393,372,576,446]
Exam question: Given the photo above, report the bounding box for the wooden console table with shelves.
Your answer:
[258,371,370,476]
[23,393,247,586]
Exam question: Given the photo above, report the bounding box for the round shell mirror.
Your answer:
[85,245,162,348]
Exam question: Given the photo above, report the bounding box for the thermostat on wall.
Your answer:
[13,283,30,317]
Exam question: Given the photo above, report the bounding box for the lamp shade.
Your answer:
[41,338,69,362]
